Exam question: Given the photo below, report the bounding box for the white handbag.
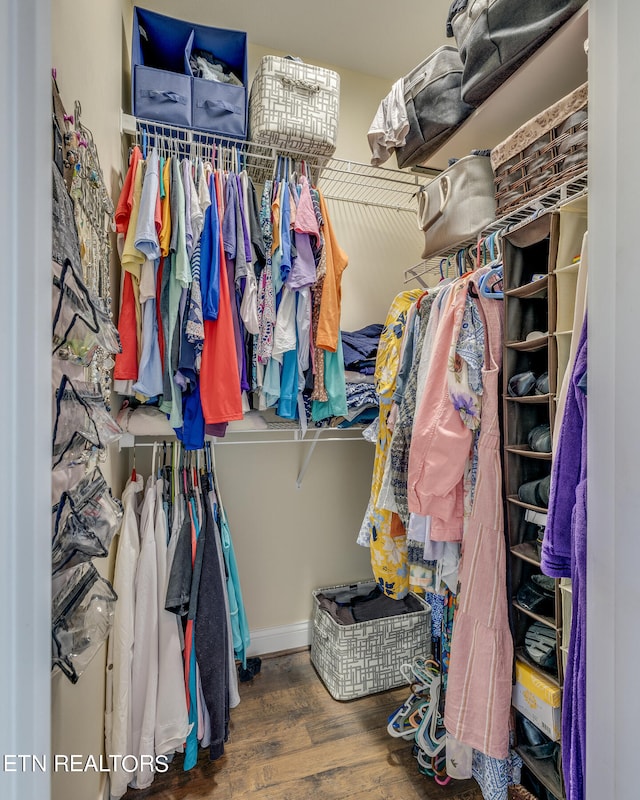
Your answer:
[417,154,496,260]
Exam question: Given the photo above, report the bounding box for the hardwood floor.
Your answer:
[124,649,483,800]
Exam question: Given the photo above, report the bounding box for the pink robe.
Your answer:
[444,275,512,759]
[408,270,512,758]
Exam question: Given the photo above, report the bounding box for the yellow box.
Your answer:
[515,659,561,706]
[513,658,561,741]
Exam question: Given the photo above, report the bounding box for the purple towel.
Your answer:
[542,316,587,800]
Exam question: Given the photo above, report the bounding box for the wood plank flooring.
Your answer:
[123,649,483,800]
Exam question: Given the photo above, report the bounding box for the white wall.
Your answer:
[0,1,52,799]
[587,3,640,798]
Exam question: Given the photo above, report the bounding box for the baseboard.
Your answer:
[246,620,312,657]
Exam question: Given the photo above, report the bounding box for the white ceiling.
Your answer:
[135,0,455,80]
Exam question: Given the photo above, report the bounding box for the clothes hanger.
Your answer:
[151,441,157,480]
[478,231,504,299]
[192,451,200,494]
[416,286,431,307]
[387,656,441,739]
[141,127,148,159]
[456,247,468,277]
[205,440,213,481]
[414,667,446,759]
[171,440,178,505]
[131,443,137,482]
[437,256,455,286]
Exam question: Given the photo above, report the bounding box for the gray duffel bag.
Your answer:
[447,0,587,107]
[395,46,474,169]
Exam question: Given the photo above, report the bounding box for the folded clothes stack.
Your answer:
[336,324,385,427]
[341,324,384,376]
[308,323,384,428]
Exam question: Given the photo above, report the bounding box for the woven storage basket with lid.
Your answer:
[491,83,587,217]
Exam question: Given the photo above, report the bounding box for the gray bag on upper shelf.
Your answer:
[447,0,587,107]
[394,46,474,170]
[416,154,496,260]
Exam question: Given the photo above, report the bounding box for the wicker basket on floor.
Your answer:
[491,82,587,217]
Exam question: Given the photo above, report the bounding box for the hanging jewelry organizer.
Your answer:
[51,75,123,683]
[61,101,117,398]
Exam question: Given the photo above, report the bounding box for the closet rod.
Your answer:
[119,434,367,449]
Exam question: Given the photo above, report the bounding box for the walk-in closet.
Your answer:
[2,2,639,800]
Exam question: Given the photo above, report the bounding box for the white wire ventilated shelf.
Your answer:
[404,170,589,284]
[121,113,421,212]
[318,160,421,212]
[118,421,368,488]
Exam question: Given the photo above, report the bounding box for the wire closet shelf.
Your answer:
[122,113,421,213]
[403,170,589,285]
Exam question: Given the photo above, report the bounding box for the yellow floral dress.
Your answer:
[357,289,423,599]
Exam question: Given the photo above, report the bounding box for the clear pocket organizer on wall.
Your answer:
[52,259,121,367]
[51,468,123,574]
[52,375,122,468]
[51,561,118,684]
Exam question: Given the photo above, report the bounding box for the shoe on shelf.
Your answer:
[508,371,537,397]
[535,372,549,395]
[524,621,557,671]
[528,423,552,453]
[518,474,551,508]
[516,574,555,617]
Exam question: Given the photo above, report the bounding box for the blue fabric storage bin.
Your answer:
[185,27,247,136]
[131,6,247,136]
[132,7,192,126]
[134,65,192,128]
[192,82,246,137]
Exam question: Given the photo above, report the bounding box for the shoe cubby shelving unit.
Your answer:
[502,195,587,799]
[503,212,563,800]
[503,210,562,661]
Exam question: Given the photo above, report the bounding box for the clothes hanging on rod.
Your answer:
[357,287,424,601]
[105,441,250,797]
[113,136,353,447]
[362,259,523,798]
[357,247,483,599]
